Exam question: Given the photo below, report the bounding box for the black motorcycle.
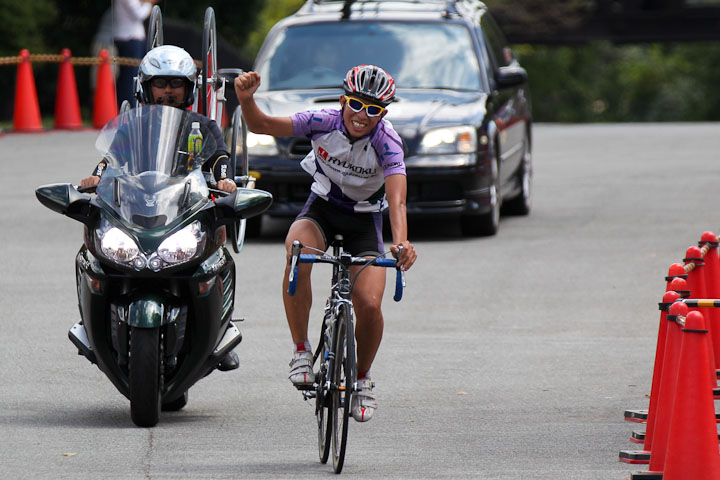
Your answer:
[36,105,272,427]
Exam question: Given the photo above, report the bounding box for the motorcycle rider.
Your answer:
[81,45,237,195]
[81,45,240,371]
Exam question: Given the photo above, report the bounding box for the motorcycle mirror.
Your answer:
[35,183,94,224]
[232,188,273,220]
[214,188,272,222]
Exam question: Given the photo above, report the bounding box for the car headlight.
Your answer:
[99,227,140,263]
[246,132,279,156]
[418,126,477,154]
[157,221,206,265]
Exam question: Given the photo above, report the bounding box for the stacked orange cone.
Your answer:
[700,232,720,374]
[663,310,720,479]
[623,231,720,479]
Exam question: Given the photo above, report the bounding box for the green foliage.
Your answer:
[159,0,265,54]
[0,0,57,55]
[244,0,305,59]
[516,41,720,122]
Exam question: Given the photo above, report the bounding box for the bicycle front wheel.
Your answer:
[331,305,356,473]
[316,341,332,464]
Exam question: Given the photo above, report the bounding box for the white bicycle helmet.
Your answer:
[343,65,396,106]
[136,45,197,108]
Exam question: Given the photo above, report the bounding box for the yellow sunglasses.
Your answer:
[343,96,386,117]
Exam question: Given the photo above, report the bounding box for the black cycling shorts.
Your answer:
[296,193,384,256]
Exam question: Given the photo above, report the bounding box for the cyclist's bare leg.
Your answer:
[283,218,325,343]
[350,264,387,373]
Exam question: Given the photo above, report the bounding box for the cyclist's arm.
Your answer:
[234,72,294,137]
[385,173,417,270]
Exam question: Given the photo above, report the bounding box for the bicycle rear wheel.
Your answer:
[316,341,332,464]
[200,7,218,119]
[331,306,356,473]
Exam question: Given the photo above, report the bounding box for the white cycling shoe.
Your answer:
[351,378,377,422]
[289,351,315,386]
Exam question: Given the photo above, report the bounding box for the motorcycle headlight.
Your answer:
[246,132,279,156]
[418,126,477,154]
[99,227,140,263]
[157,221,206,265]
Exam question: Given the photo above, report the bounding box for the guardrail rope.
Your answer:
[0,53,142,67]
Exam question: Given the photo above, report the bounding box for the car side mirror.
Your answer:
[495,65,528,89]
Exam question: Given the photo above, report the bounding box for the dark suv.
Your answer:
[243,0,532,236]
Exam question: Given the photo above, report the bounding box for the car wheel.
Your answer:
[461,158,500,237]
[502,133,532,216]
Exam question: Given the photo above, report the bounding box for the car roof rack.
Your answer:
[302,0,482,19]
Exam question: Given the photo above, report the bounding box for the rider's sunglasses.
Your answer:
[343,96,386,117]
[150,77,186,89]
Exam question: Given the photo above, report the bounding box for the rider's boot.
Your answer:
[217,350,239,371]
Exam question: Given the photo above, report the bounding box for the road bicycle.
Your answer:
[287,235,404,473]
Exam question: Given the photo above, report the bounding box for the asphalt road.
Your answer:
[2,123,719,479]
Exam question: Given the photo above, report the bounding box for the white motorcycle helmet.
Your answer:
[136,45,197,108]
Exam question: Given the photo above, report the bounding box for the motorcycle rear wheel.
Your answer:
[129,327,162,427]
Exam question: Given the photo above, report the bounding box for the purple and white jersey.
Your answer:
[291,108,405,213]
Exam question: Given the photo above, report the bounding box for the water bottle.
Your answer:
[187,122,203,166]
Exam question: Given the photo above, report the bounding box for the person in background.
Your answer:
[90,9,118,93]
[113,0,159,106]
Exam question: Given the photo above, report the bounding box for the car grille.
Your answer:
[259,182,310,203]
[407,182,462,202]
[289,139,312,158]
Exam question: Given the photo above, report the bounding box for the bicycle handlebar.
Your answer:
[286,242,405,301]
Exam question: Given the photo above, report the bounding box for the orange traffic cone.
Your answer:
[663,311,720,479]
[622,299,686,467]
[54,48,82,129]
[684,246,719,392]
[625,274,688,427]
[665,263,687,290]
[13,49,43,132]
[643,290,682,451]
[646,300,686,472]
[621,290,681,463]
[699,232,720,372]
[93,49,117,128]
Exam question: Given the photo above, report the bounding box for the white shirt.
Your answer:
[113,0,152,41]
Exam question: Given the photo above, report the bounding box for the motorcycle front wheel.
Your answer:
[129,326,162,427]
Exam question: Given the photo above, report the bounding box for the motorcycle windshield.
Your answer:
[94,105,217,228]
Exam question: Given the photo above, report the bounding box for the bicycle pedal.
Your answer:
[294,384,315,391]
[231,318,245,323]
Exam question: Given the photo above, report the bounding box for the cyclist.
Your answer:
[81,45,236,195]
[234,65,417,422]
[81,45,239,372]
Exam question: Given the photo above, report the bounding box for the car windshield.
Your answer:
[257,21,484,92]
[93,105,217,227]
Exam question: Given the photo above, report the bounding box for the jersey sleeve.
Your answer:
[372,120,406,177]
[291,109,341,139]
